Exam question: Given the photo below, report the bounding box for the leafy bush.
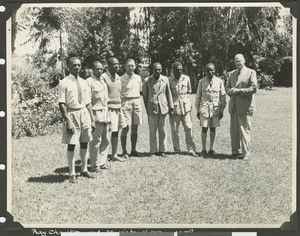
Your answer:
[274,57,292,87]
[257,73,274,90]
[11,59,63,139]
[12,90,62,139]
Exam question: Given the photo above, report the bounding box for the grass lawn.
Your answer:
[10,87,294,226]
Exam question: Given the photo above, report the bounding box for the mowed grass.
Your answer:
[10,87,293,226]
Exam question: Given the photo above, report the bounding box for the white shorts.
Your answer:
[62,108,92,144]
[109,108,127,132]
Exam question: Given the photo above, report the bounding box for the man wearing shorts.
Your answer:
[102,57,126,162]
[86,61,110,172]
[143,62,174,157]
[195,63,226,156]
[169,62,197,156]
[120,59,143,158]
[58,57,95,183]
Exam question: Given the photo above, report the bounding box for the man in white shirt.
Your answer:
[58,57,95,183]
[120,59,143,158]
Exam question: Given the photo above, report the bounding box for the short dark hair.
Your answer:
[92,61,103,69]
[107,57,118,65]
[205,63,215,69]
[152,62,162,68]
[172,61,182,69]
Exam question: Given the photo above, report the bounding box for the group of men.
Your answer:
[58,53,257,183]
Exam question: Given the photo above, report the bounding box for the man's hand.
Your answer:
[169,108,174,115]
[66,120,75,134]
[196,112,200,120]
[219,112,224,120]
[91,120,96,132]
[228,88,240,96]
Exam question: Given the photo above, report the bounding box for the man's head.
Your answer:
[234,54,246,71]
[172,62,183,79]
[152,62,162,79]
[125,59,136,75]
[205,63,215,79]
[92,61,103,78]
[107,57,119,74]
[67,57,81,76]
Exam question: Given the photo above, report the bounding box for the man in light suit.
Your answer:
[226,54,257,160]
[143,62,174,157]
[169,62,197,156]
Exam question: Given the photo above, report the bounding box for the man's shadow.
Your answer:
[27,160,82,183]
[201,153,238,160]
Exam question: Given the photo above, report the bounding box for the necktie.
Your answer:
[76,77,82,103]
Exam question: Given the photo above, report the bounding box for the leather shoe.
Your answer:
[189,150,197,157]
[158,152,167,157]
[208,150,216,155]
[100,164,110,170]
[199,150,207,157]
[80,171,94,178]
[111,156,126,162]
[130,150,140,157]
[90,166,101,173]
[69,175,77,183]
[121,153,129,159]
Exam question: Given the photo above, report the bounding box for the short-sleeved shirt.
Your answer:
[86,73,108,110]
[102,71,122,109]
[195,76,226,117]
[120,73,142,98]
[169,74,192,115]
[58,74,91,109]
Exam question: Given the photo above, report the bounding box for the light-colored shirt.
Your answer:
[102,71,122,109]
[169,74,192,115]
[58,74,91,109]
[195,75,226,114]
[86,73,109,123]
[86,73,108,110]
[120,73,142,98]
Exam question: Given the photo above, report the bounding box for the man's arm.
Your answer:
[195,80,202,118]
[142,78,149,113]
[58,102,74,134]
[85,79,95,132]
[236,70,257,97]
[219,80,227,119]
[187,76,192,94]
[165,79,174,114]
[225,72,233,96]
[86,103,95,132]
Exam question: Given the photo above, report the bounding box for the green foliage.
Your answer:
[257,73,274,90]
[274,56,292,87]
[12,91,62,139]
[11,60,62,139]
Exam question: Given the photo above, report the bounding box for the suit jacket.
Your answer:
[143,75,174,115]
[169,74,192,115]
[226,66,257,115]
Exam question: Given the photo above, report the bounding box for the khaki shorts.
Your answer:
[109,108,127,132]
[62,108,92,144]
[200,114,220,128]
[122,97,143,126]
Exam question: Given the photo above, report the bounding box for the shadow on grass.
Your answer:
[202,153,238,160]
[54,165,81,174]
[27,174,69,183]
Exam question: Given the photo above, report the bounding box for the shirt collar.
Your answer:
[91,73,100,81]
[238,66,247,75]
[68,73,79,80]
[124,72,136,80]
[106,70,119,80]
